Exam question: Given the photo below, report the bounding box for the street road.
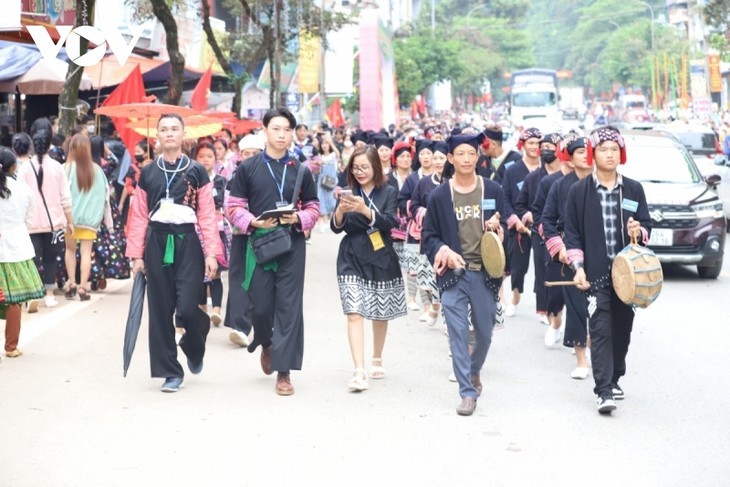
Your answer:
[2,230,729,486]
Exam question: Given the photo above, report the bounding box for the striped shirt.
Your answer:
[594,173,623,260]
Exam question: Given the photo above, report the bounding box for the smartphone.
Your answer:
[339,189,353,198]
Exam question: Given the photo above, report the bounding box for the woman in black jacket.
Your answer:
[332,146,406,392]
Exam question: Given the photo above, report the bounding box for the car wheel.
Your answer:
[697,259,723,279]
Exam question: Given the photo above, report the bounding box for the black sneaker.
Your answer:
[611,384,624,400]
[161,377,184,393]
[187,357,203,375]
[596,395,617,414]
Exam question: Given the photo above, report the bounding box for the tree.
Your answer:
[703,0,730,31]
[218,0,353,108]
[201,0,247,115]
[148,0,185,105]
[59,0,95,136]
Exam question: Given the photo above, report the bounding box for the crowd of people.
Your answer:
[0,106,653,417]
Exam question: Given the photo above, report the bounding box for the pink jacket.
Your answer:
[17,155,72,234]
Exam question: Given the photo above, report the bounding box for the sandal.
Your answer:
[78,288,91,302]
[347,368,369,392]
[370,358,386,380]
[64,285,77,299]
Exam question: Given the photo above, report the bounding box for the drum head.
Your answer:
[480,231,505,279]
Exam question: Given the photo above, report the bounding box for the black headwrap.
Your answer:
[432,141,449,156]
[350,131,368,146]
[483,127,504,142]
[446,133,486,154]
[371,136,394,149]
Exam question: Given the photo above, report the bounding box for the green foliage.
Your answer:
[703,0,730,31]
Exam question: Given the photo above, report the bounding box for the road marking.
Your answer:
[19,278,131,347]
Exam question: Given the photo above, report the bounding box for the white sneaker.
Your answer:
[408,302,421,312]
[418,311,430,322]
[448,373,457,383]
[424,313,438,327]
[571,367,590,380]
[544,326,561,348]
[505,303,517,317]
[538,314,549,325]
[229,330,250,348]
[44,296,58,308]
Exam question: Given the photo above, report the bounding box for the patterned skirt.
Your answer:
[338,275,407,321]
[0,259,45,304]
[404,243,421,275]
[416,253,439,299]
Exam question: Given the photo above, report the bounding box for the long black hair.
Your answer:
[0,147,17,199]
[11,132,32,156]
[90,135,104,165]
[32,130,52,163]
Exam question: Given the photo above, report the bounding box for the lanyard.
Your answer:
[156,155,190,199]
[359,187,378,212]
[264,156,288,201]
[164,171,178,199]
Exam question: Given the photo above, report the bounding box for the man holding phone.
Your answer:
[225,108,320,396]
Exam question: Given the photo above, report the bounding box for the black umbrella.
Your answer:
[123,272,146,377]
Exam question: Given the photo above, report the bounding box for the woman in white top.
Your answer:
[0,148,45,358]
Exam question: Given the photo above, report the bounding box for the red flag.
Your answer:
[326,98,345,128]
[101,65,146,156]
[191,66,213,111]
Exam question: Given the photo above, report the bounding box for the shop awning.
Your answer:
[0,44,42,82]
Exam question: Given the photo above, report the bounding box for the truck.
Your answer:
[509,68,559,126]
[559,86,585,120]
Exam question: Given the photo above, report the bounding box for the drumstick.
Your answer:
[544,281,580,287]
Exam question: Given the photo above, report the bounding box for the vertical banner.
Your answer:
[708,54,722,93]
[298,30,320,94]
[378,21,396,129]
[690,60,708,99]
[325,26,355,94]
[359,10,382,130]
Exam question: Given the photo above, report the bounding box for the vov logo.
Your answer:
[27,25,144,67]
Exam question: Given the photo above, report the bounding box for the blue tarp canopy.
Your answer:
[0,44,42,82]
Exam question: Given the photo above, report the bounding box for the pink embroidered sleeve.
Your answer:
[566,249,584,265]
[545,236,565,259]
[225,195,256,235]
[197,182,222,257]
[126,187,149,259]
[296,200,320,232]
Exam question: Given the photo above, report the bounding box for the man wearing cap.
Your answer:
[501,128,542,317]
[515,132,562,328]
[563,126,651,414]
[422,132,507,416]
[480,125,523,183]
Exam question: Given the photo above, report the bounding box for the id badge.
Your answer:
[159,198,174,219]
[368,228,385,251]
[275,200,290,209]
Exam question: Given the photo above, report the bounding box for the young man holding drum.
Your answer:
[563,126,652,415]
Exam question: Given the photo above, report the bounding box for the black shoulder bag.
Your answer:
[251,162,307,265]
[29,158,66,251]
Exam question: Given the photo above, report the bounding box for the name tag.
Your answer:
[482,199,496,211]
[516,181,524,191]
[367,228,385,251]
[622,198,639,212]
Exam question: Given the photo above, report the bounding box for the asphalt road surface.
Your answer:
[2,230,728,486]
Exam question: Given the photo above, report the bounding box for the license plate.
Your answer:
[649,228,673,246]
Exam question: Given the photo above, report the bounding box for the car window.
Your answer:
[674,131,716,155]
[620,144,702,184]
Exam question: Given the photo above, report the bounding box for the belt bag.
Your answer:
[320,175,337,190]
[251,227,292,264]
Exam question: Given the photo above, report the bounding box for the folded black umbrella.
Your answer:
[123,272,146,377]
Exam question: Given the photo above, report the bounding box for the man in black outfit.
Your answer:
[564,126,652,415]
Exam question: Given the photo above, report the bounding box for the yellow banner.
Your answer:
[708,54,722,93]
[298,30,320,93]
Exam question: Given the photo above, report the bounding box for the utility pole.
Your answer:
[274,0,283,107]
[319,0,326,123]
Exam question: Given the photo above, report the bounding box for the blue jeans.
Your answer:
[441,270,497,399]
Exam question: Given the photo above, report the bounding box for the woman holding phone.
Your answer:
[331,146,406,392]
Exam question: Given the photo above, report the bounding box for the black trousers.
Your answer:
[247,234,306,372]
[562,267,587,348]
[506,230,531,293]
[532,234,547,312]
[145,223,210,379]
[545,259,565,315]
[31,232,60,287]
[588,286,634,396]
[224,235,253,335]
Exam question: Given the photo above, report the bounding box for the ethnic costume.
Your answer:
[563,128,652,404]
[410,171,444,299]
[422,133,507,410]
[225,151,319,373]
[127,155,221,380]
[332,184,406,321]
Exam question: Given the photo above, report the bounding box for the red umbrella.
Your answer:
[223,119,263,135]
